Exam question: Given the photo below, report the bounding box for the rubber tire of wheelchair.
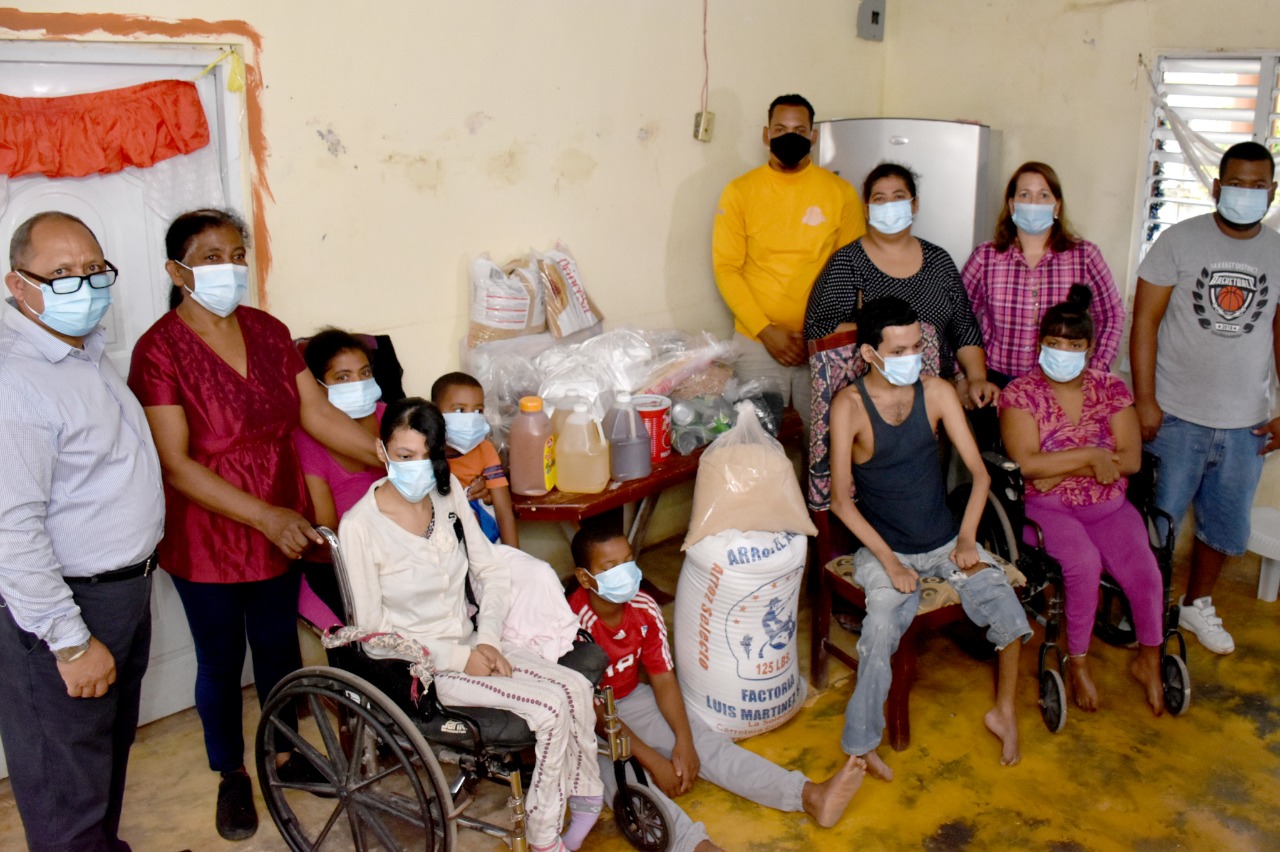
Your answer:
[1162,654,1191,716]
[255,666,456,852]
[613,784,672,852]
[1038,668,1068,734]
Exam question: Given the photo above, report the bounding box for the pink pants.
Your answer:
[1024,492,1163,655]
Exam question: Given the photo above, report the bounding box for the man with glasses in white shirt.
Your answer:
[0,211,164,851]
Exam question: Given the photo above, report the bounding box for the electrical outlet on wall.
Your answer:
[694,111,715,142]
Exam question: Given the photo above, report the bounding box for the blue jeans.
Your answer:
[1144,414,1267,556]
[841,538,1030,756]
[171,568,302,772]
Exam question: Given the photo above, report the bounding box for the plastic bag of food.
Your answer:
[539,355,615,420]
[638,332,735,397]
[578,327,656,392]
[475,350,542,454]
[467,254,546,348]
[683,403,816,549]
[724,376,786,436]
[538,242,603,338]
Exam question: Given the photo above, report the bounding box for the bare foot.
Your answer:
[802,755,866,828]
[1068,655,1100,712]
[984,708,1020,766]
[693,841,726,852]
[861,750,894,782]
[1131,650,1165,717]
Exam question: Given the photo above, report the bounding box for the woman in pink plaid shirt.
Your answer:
[962,162,1124,387]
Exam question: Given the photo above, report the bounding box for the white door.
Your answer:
[0,40,248,777]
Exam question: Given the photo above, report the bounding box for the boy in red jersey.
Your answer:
[568,520,864,851]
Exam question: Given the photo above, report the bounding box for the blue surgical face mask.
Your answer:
[382,442,437,503]
[326,378,381,419]
[592,560,642,604]
[1217,185,1271,226]
[867,199,914,235]
[870,350,923,387]
[180,261,248,317]
[19,273,113,337]
[1038,346,1087,383]
[1011,202,1056,235]
[443,411,491,454]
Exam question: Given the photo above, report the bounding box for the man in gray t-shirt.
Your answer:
[1131,141,1280,655]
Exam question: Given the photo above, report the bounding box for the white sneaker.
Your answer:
[1178,596,1235,654]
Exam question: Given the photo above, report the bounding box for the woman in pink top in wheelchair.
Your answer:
[999,285,1165,715]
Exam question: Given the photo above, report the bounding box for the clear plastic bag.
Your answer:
[637,331,735,397]
[724,376,786,436]
[683,403,817,549]
[538,356,615,420]
[538,242,604,338]
[467,253,544,347]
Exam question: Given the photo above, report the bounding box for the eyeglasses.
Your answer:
[18,261,118,295]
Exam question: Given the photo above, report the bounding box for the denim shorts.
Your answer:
[1144,413,1268,555]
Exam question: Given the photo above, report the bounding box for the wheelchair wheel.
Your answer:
[1038,669,1067,734]
[256,667,455,852]
[1162,654,1191,716]
[614,783,671,852]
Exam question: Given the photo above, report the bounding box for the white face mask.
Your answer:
[326,378,381,419]
[180,261,248,317]
[443,411,491,454]
[1038,346,1087,383]
[867,198,914,235]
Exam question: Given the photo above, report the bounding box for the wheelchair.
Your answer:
[961,407,1191,730]
[254,525,671,852]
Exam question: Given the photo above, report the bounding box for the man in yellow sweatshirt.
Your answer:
[713,94,865,428]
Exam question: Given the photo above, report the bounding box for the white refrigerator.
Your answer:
[815,117,1002,270]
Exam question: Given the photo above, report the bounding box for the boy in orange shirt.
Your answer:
[431,372,518,546]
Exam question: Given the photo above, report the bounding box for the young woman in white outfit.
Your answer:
[338,397,603,852]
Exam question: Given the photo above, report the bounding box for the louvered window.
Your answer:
[1138,55,1280,261]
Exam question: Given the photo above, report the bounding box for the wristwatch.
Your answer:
[52,639,92,663]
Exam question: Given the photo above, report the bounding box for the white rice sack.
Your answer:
[674,529,807,739]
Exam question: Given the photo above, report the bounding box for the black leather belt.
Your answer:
[67,552,158,585]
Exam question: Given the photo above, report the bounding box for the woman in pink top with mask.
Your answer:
[963,162,1124,387]
[998,286,1164,717]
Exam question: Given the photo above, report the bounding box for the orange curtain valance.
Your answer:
[0,79,210,179]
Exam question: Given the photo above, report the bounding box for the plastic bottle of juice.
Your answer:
[604,393,651,482]
[555,403,610,493]
[549,387,588,435]
[509,396,557,496]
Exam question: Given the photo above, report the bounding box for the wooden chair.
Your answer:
[806,325,1023,751]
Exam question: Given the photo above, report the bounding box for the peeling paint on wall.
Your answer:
[465,111,493,135]
[0,8,275,305]
[317,126,346,157]
[382,152,444,194]
[554,148,597,192]
[487,143,527,186]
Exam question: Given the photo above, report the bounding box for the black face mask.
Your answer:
[769,132,812,169]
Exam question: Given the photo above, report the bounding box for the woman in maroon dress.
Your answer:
[128,209,380,841]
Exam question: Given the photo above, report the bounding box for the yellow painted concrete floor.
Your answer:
[2,534,1278,851]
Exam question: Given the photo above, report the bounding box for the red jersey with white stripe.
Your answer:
[568,588,673,700]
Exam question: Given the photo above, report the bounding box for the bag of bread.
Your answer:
[467,253,545,348]
[683,403,816,549]
[538,241,603,338]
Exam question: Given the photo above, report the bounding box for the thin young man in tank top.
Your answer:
[827,297,1031,788]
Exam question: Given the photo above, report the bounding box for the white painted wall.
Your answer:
[880,0,1280,301]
